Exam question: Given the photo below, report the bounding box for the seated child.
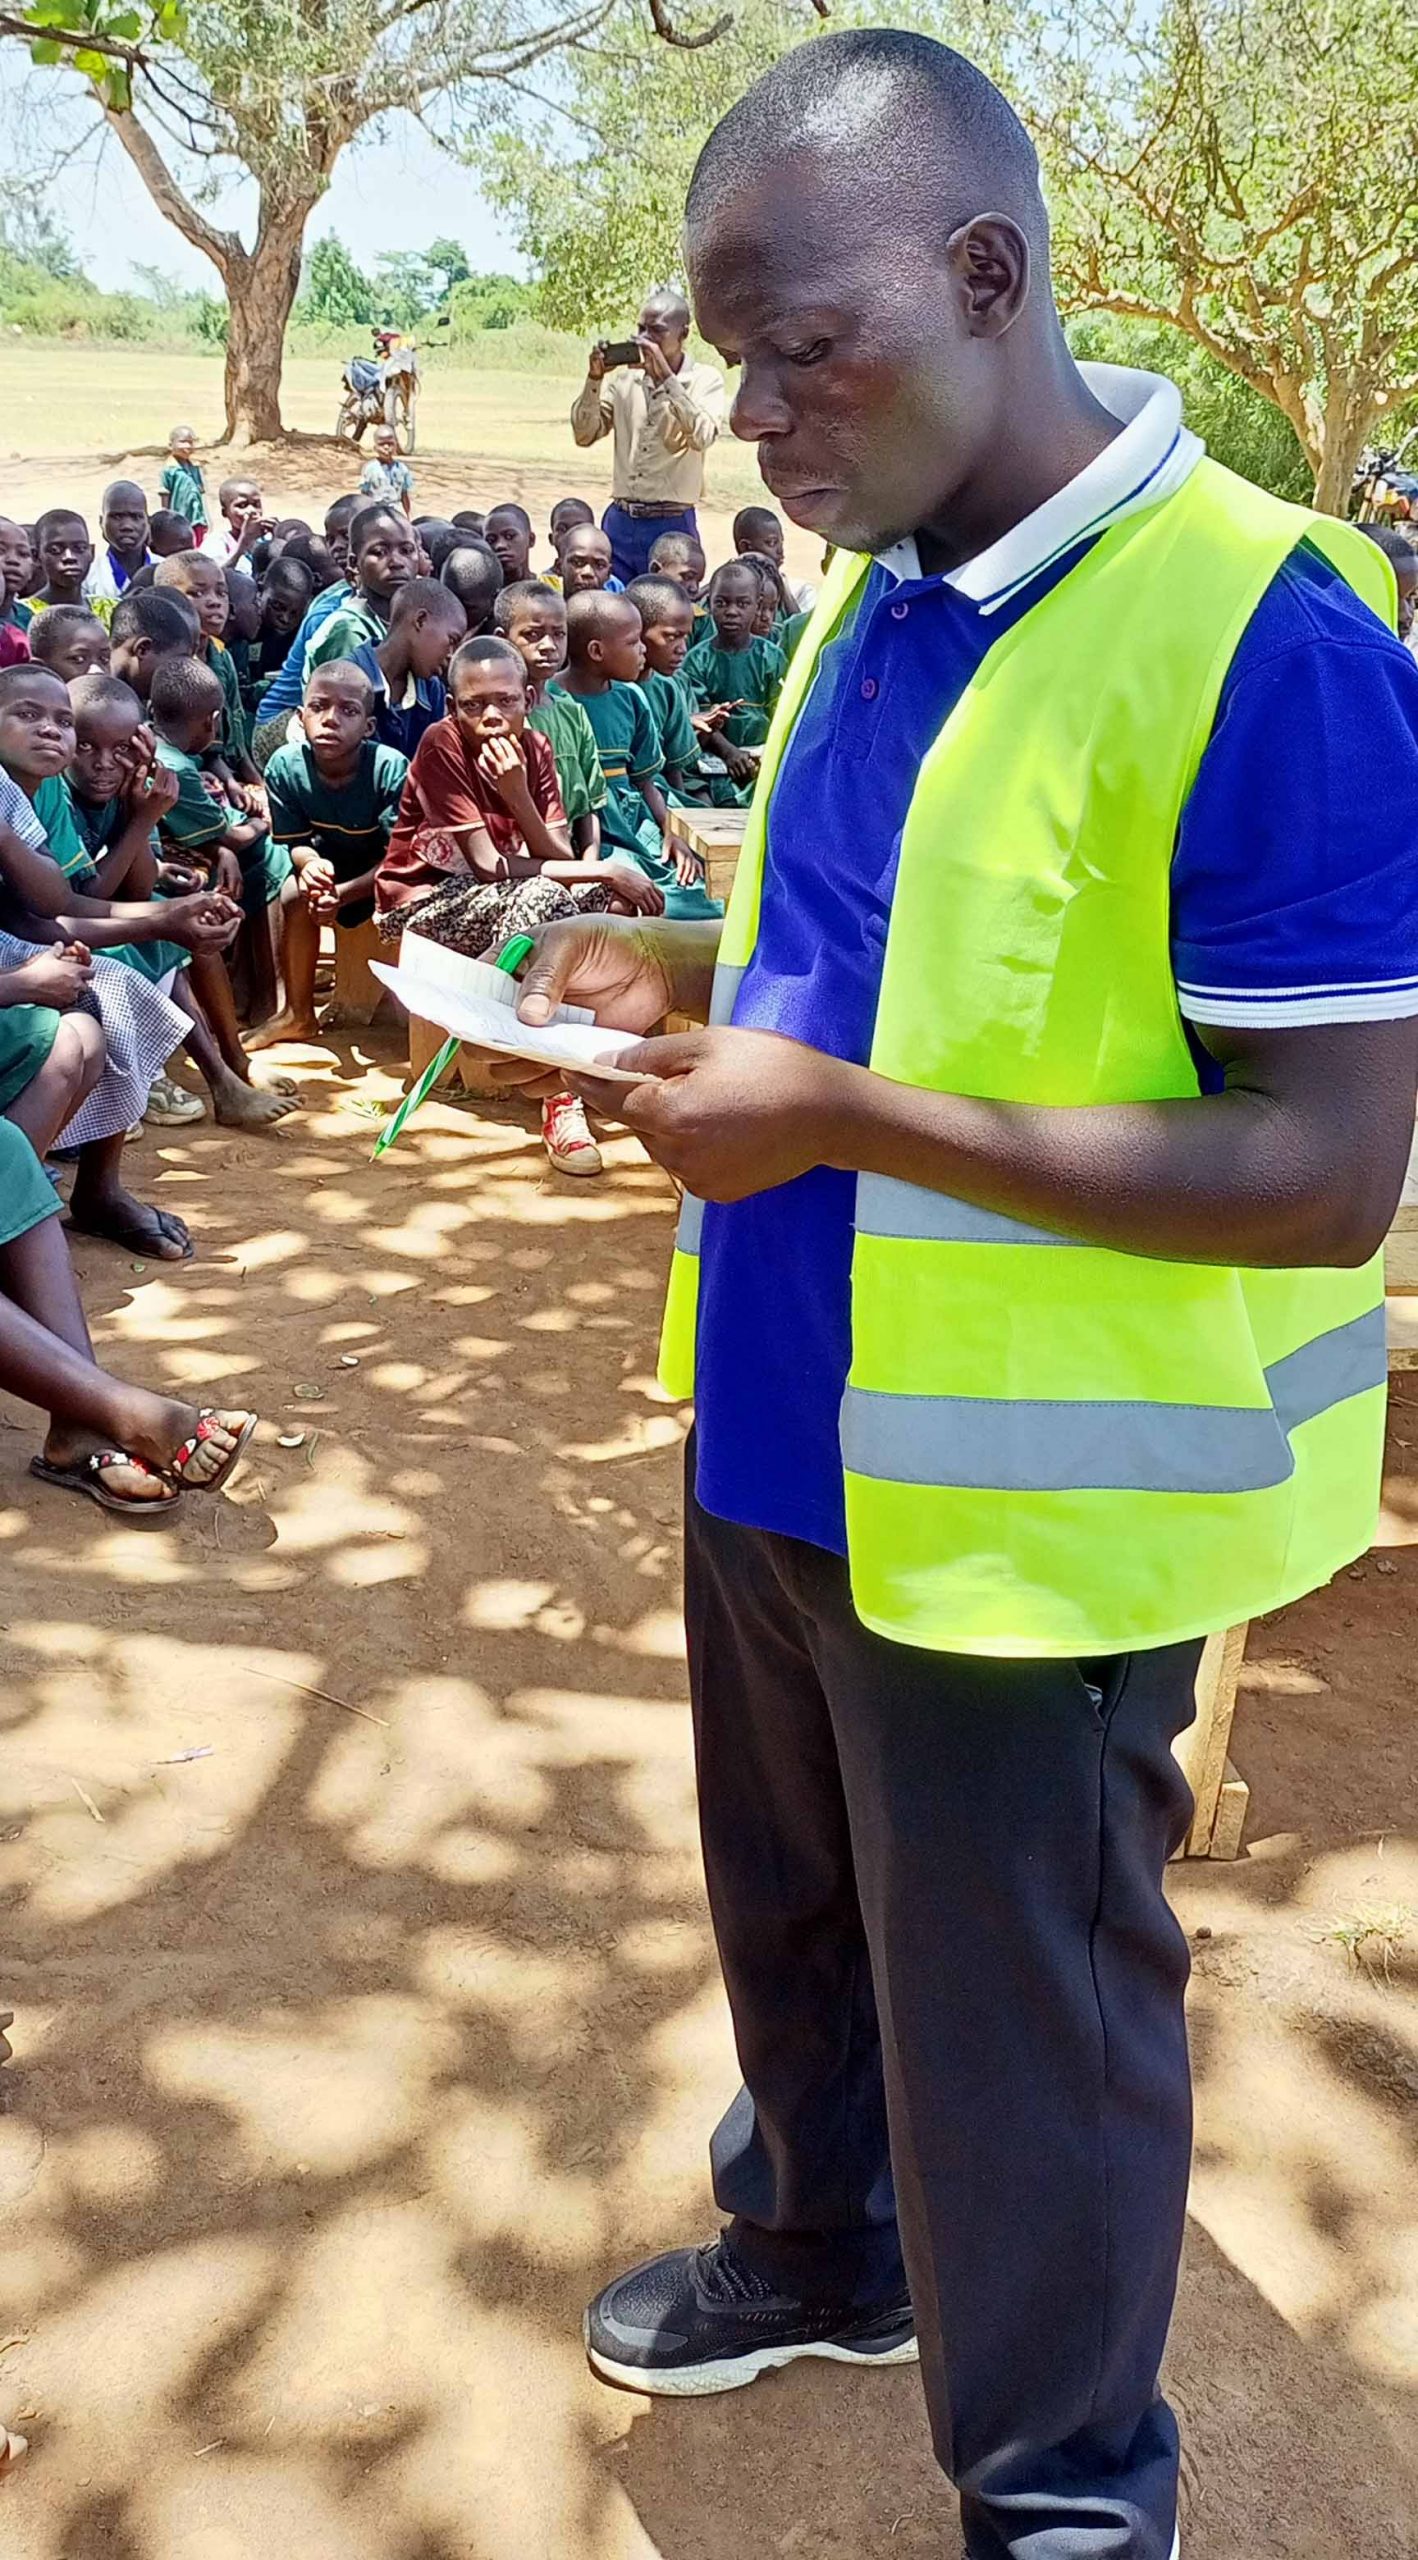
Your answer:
[65,672,289,1131]
[625,574,711,805]
[149,509,197,560]
[549,497,594,557]
[376,635,662,1177]
[256,661,409,1045]
[648,530,709,635]
[0,519,36,638]
[347,575,466,761]
[247,556,315,719]
[222,563,262,705]
[148,653,291,1024]
[158,426,208,538]
[207,477,268,575]
[26,510,94,617]
[558,525,617,596]
[683,559,786,790]
[154,552,264,817]
[484,504,534,585]
[29,607,110,683]
[308,503,420,666]
[495,579,606,858]
[553,591,720,920]
[734,503,815,612]
[359,426,414,516]
[414,521,464,576]
[249,498,362,758]
[0,663,240,1259]
[451,509,487,540]
[739,549,794,640]
[84,482,152,617]
[109,586,201,702]
[439,541,503,640]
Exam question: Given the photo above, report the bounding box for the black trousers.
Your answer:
[685,1467,1199,2560]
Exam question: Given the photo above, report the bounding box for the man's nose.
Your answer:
[730,361,793,443]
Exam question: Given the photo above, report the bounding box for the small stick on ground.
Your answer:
[236,1665,388,1727]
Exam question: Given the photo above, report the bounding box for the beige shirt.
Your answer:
[570,358,728,507]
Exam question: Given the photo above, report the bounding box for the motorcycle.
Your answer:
[335,326,421,453]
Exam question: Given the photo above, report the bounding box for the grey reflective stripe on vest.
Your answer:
[674,964,746,1259]
[840,1306,1385,1495]
[709,961,746,1028]
[855,1174,1081,1248]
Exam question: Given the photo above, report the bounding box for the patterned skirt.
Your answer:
[376,869,617,959]
[0,933,185,1147]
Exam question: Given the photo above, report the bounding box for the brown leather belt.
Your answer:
[613,499,695,520]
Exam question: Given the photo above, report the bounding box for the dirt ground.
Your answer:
[0,1021,1415,2560]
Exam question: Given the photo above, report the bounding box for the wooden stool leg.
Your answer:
[328,917,390,1027]
[407,1013,458,1085]
[1172,1622,1250,1858]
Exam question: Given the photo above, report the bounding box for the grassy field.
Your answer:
[2,340,801,573]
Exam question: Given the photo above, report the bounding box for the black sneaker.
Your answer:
[584,2236,917,2396]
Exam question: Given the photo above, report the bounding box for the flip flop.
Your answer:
[168,1408,259,1495]
[29,1449,181,1520]
[67,1204,193,1262]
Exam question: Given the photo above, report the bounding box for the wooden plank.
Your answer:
[1174,1621,1248,1857]
[1209,1759,1250,1861]
[667,805,749,907]
[1387,1294,1418,1369]
[1384,1230,1418,1291]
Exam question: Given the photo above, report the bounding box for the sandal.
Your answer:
[28,1449,181,1521]
[168,1408,259,1494]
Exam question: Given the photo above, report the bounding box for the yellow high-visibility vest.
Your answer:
[660,459,1395,1656]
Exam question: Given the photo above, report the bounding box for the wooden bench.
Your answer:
[666,805,750,910]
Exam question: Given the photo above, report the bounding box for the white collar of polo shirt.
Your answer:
[874,364,1204,612]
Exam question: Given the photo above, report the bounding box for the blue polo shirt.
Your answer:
[692,389,1418,1557]
[259,581,353,723]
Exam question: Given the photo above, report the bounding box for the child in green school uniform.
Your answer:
[158,426,209,538]
[551,590,721,921]
[254,660,408,1047]
[494,579,607,858]
[149,652,290,1025]
[682,558,787,794]
[307,504,421,667]
[153,551,260,799]
[0,519,35,639]
[625,576,704,796]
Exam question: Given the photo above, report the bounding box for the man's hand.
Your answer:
[587,341,608,381]
[164,890,243,954]
[637,333,673,385]
[581,1026,849,1200]
[477,918,679,1099]
[11,942,93,1009]
[477,734,532,809]
[600,856,666,916]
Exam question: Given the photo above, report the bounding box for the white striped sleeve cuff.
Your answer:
[1177,977,1418,1027]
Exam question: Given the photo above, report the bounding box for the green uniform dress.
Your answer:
[551,679,721,922]
[639,669,700,788]
[0,1115,63,1241]
[158,456,208,529]
[264,738,408,928]
[206,637,249,766]
[527,689,607,833]
[155,738,291,917]
[306,596,390,669]
[681,632,787,749]
[33,776,189,986]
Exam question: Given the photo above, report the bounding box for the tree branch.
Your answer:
[102,101,242,274]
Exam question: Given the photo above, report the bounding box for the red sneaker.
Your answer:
[542,1090,602,1177]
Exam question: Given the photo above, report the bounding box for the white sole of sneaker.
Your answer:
[586,2330,920,2397]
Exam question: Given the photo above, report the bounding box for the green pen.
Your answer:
[373,934,537,1159]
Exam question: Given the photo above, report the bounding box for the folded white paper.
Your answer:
[369,954,644,1085]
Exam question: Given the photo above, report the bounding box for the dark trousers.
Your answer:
[685,1469,1198,2560]
[602,500,699,587]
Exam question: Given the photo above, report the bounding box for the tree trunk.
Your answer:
[1311,377,1380,518]
[218,206,311,443]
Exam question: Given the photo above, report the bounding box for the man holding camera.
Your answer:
[571,289,728,583]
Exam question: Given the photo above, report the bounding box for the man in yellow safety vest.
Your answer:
[476,32,1418,2560]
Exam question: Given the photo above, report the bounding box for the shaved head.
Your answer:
[682,31,1100,564]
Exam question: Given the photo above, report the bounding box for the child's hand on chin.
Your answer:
[477,734,528,804]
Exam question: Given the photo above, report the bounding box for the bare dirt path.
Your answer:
[0,1027,1413,2559]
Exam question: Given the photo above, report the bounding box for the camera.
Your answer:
[599,339,644,370]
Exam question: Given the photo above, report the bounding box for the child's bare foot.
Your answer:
[209,1065,299,1128]
[245,1009,322,1051]
[67,1184,192,1262]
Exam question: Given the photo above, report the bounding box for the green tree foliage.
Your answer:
[1028,0,1418,512]
[297,234,378,332]
[446,270,536,335]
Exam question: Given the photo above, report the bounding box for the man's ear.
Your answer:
[945,215,1031,339]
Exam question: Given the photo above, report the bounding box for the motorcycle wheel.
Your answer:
[335,393,364,444]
